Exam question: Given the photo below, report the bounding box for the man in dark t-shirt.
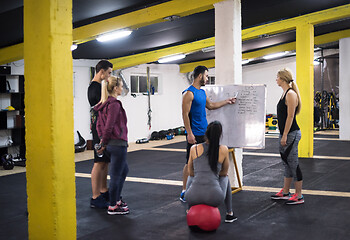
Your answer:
[87,60,113,209]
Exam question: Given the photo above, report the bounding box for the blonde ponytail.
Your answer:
[100,80,109,104]
[277,68,302,115]
[291,81,302,115]
[99,76,122,104]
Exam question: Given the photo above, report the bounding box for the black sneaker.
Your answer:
[101,191,109,202]
[90,195,109,209]
[225,214,238,223]
[107,205,129,215]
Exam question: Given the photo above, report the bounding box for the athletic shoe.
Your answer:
[90,195,109,209]
[225,214,238,223]
[100,191,109,202]
[286,194,304,205]
[271,189,291,200]
[107,205,129,215]
[180,191,186,202]
[117,197,128,209]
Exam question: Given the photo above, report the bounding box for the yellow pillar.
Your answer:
[296,23,314,158]
[24,0,76,239]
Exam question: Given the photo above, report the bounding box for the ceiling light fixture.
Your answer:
[242,59,251,65]
[96,29,132,42]
[71,44,78,51]
[158,54,186,63]
[202,46,215,53]
[263,51,288,60]
[163,15,180,21]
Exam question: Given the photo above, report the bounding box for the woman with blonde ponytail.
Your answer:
[271,68,304,205]
[94,76,130,215]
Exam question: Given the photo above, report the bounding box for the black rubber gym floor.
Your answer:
[1,135,350,239]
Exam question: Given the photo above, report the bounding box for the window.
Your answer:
[131,75,158,94]
[207,76,215,85]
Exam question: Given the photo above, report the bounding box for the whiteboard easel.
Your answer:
[228,148,242,194]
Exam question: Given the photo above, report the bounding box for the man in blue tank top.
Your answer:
[180,66,237,202]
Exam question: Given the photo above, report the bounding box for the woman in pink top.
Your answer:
[94,76,129,215]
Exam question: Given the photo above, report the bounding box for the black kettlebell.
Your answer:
[1,154,14,170]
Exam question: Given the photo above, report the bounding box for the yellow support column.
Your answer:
[24,0,76,239]
[296,23,314,158]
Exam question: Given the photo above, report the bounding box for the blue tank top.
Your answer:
[183,85,208,136]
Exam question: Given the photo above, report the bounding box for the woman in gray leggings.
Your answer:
[185,121,237,223]
[271,68,304,205]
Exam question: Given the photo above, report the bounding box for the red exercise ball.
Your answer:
[187,204,221,231]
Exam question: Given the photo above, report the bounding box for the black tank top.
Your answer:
[277,88,300,134]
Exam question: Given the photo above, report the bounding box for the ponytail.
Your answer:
[100,80,109,104]
[205,121,222,173]
[291,81,302,115]
[98,76,122,104]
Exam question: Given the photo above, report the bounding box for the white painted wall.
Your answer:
[117,64,189,142]
[242,56,296,114]
[72,59,99,143]
[7,60,190,144]
[7,53,348,145]
[72,62,190,143]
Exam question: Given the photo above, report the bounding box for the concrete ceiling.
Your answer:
[0,0,349,69]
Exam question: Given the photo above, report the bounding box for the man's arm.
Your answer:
[206,97,236,110]
[182,91,196,144]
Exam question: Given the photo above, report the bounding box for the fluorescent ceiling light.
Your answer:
[97,29,132,42]
[263,51,288,60]
[158,54,186,63]
[71,44,78,51]
[202,46,215,53]
[242,59,251,65]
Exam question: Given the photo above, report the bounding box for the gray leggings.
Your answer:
[279,130,302,181]
[185,176,233,213]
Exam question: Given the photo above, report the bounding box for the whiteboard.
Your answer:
[204,84,266,149]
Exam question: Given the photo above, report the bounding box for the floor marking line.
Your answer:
[75,173,350,198]
[142,149,350,160]
[243,186,350,198]
[144,147,186,152]
[266,135,350,142]
[243,152,350,160]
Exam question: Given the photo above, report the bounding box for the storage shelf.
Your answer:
[0,73,25,158]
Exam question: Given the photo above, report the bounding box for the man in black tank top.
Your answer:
[87,60,113,209]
